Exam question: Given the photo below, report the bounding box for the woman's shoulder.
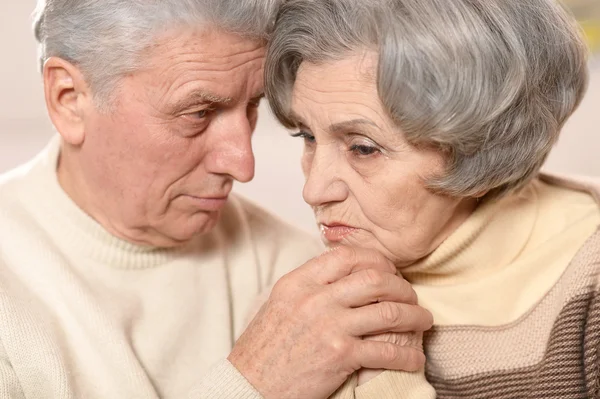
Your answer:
[533,173,600,231]
[538,172,600,206]
[511,174,600,257]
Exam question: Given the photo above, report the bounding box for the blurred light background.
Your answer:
[1,0,599,235]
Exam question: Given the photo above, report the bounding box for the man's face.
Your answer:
[74,28,265,246]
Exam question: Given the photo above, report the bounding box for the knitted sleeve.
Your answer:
[0,339,26,399]
[329,370,435,399]
[354,371,436,399]
[186,359,263,399]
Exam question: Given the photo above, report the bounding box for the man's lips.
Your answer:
[181,195,229,211]
[319,223,358,243]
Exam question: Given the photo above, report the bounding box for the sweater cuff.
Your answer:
[330,372,358,399]
[355,370,436,399]
[188,359,263,399]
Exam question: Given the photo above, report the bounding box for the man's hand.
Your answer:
[228,246,433,399]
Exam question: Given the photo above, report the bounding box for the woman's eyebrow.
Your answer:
[286,115,381,134]
[328,119,379,133]
[288,111,307,128]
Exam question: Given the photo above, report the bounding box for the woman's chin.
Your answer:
[321,230,362,248]
[322,232,420,269]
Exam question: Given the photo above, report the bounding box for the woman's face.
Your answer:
[290,52,477,267]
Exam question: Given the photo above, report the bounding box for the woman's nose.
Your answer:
[302,149,348,207]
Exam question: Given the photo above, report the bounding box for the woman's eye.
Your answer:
[350,144,379,156]
[291,131,316,143]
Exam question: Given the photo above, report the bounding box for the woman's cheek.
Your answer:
[346,152,386,179]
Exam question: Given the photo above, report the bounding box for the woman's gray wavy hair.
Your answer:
[34,0,281,109]
[265,0,589,199]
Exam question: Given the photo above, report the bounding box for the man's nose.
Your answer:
[207,112,256,183]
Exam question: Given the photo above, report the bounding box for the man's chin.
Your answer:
[157,211,221,246]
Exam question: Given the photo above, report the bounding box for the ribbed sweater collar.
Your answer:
[402,184,539,285]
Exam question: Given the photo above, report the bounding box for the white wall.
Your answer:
[2,1,599,234]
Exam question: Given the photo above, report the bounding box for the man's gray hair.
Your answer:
[265,0,589,199]
[34,0,281,107]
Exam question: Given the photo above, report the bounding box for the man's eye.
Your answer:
[291,131,316,143]
[195,109,209,118]
[349,144,379,157]
[248,99,262,109]
[186,108,214,120]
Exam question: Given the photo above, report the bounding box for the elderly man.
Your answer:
[0,1,432,398]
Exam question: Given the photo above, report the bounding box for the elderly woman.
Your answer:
[265,0,600,398]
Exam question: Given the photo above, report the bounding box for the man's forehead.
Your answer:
[146,27,266,67]
[137,27,265,108]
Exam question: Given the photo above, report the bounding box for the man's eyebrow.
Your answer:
[170,91,233,113]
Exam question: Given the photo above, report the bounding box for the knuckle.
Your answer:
[328,336,352,360]
[369,249,388,264]
[380,345,426,372]
[405,331,423,348]
[380,343,400,363]
[379,303,404,326]
[297,293,320,314]
[328,245,356,264]
[363,332,396,344]
[362,269,386,288]
[272,273,294,295]
[369,250,395,272]
[404,350,426,371]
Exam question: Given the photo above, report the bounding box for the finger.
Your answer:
[327,268,418,308]
[346,302,434,336]
[353,340,426,372]
[363,332,424,351]
[298,246,396,285]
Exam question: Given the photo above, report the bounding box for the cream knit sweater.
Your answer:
[0,137,322,399]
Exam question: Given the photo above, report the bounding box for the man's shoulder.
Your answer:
[0,162,36,211]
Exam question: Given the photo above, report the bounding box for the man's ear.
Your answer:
[43,57,92,146]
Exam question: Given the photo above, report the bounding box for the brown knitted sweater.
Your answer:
[426,230,600,398]
[426,174,600,399]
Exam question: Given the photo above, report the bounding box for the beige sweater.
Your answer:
[0,137,322,399]
[333,175,600,398]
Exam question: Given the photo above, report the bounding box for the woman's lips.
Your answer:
[320,223,358,243]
